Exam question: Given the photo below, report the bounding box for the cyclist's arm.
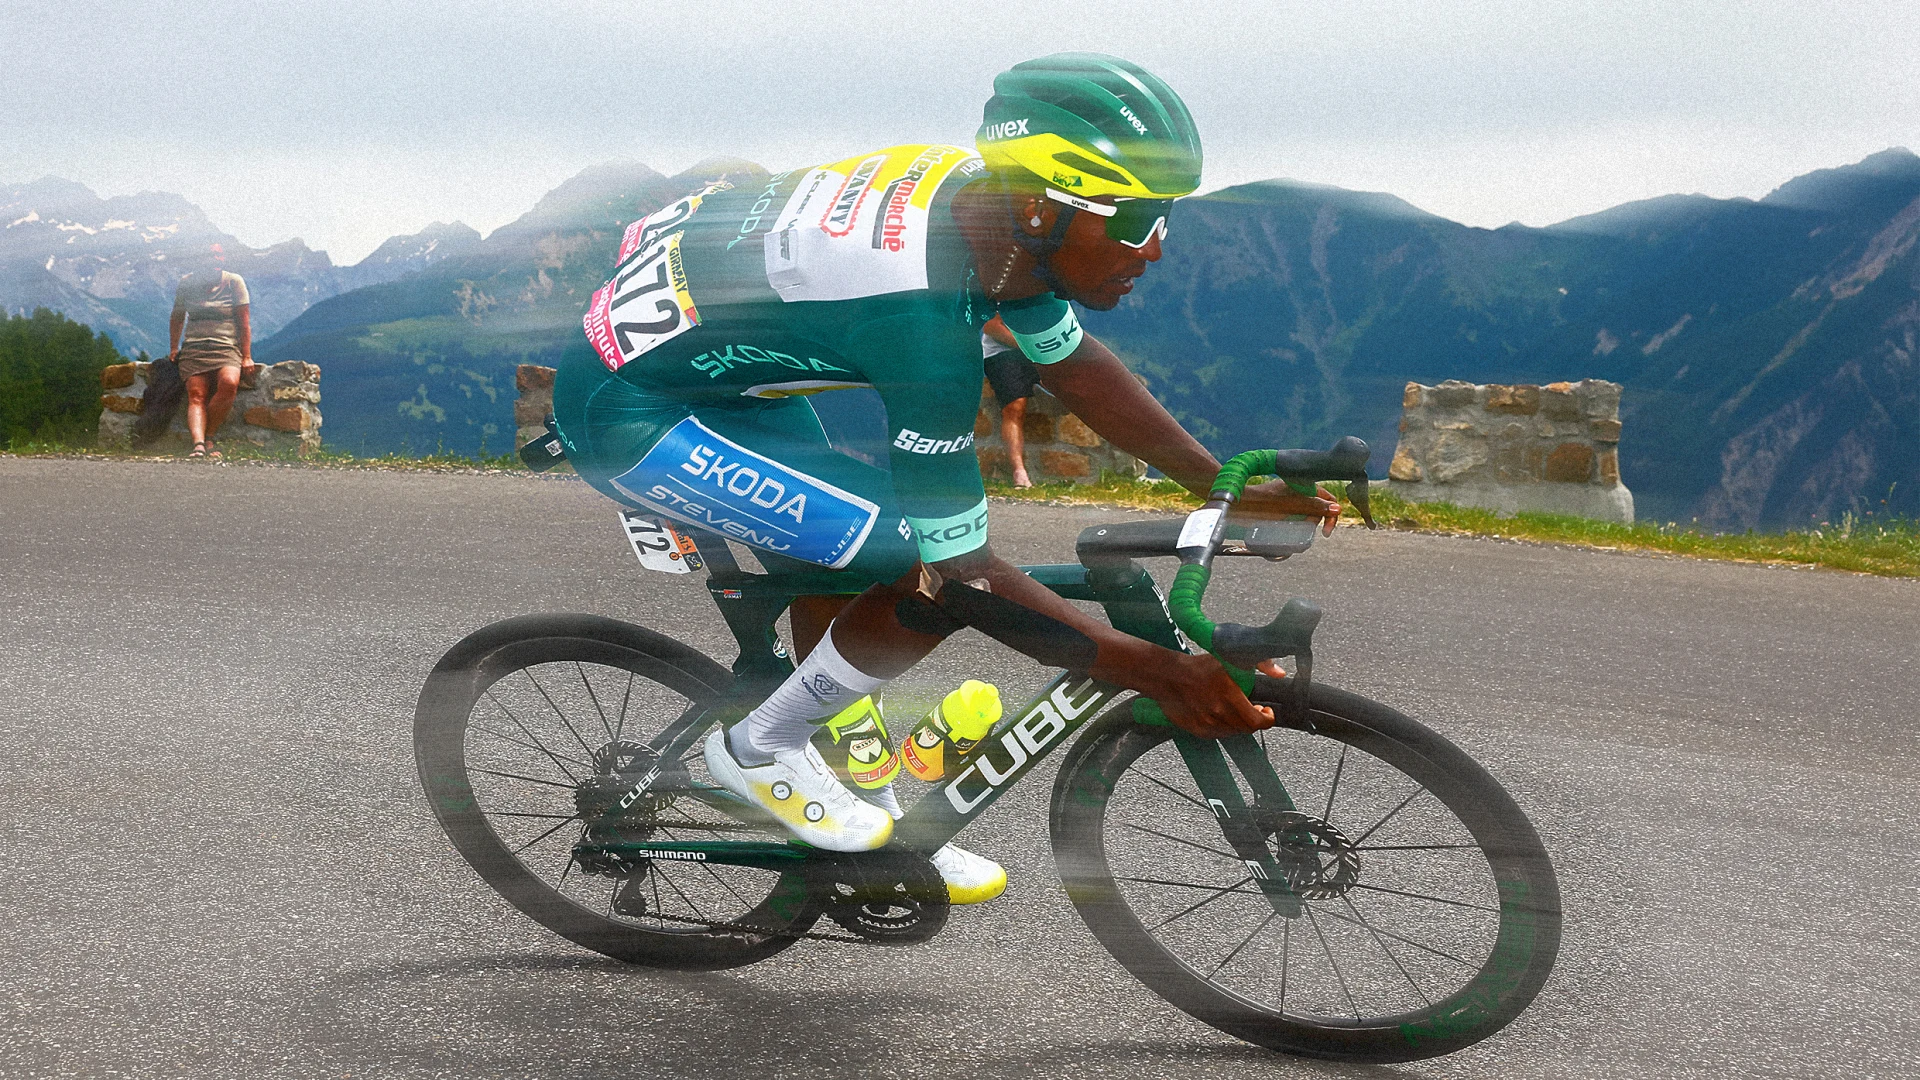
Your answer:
[1038,332,1339,529]
[929,544,1273,738]
[1035,332,1219,495]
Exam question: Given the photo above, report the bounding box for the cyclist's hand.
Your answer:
[1148,653,1275,739]
[1235,480,1340,536]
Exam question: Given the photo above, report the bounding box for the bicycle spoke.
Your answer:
[577,662,617,744]
[1347,881,1501,914]
[1147,876,1253,932]
[1322,743,1348,823]
[1208,910,1278,978]
[1129,768,1211,812]
[1280,918,1291,1006]
[1118,820,1241,863]
[1313,904,1478,970]
[513,812,585,855]
[1341,892,1432,1007]
[1351,786,1428,846]
[1116,874,1266,896]
[614,671,635,743]
[1354,843,1480,852]
[524,668,600,760]
[471,766,577,791]
[484,690,582,784]
[1303,903,1361,1020]
[653,860,708,921]
[471,723,594,772]
[486,810,582,821]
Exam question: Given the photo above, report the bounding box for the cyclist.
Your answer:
[548,54,1337,903]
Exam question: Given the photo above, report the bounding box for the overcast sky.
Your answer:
[5,0,1916,264]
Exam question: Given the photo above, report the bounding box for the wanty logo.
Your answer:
[822,155,887,237]
[892,428,975,455]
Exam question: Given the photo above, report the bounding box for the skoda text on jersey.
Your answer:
[611,417,882,569]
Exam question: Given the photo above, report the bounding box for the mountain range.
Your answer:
[0,177,480,354]
[8,151,1916,529]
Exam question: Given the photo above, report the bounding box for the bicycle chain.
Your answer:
[632,905,881,945]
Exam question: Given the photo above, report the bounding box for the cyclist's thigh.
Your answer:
[553,351,915,581]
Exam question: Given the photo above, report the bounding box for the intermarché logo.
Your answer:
[892,428,975,455]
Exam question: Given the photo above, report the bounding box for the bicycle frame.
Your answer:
[576,531,1311,915]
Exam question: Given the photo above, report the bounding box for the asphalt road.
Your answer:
[3,456,1917,1080]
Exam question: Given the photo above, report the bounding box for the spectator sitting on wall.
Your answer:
[168,244,252,461]
[982,315,1038,488]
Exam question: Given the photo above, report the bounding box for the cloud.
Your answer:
[4,0,1916,261]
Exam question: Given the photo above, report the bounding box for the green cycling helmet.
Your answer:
[977,53,1202,247]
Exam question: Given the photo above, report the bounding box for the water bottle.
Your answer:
[900,680,1003,782]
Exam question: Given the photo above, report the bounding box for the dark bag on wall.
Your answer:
[132,358,185,445]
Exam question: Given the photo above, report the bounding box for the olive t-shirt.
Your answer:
[172,270,250,362]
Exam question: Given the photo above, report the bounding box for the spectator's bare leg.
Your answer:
[184,371,214,448]
[1001,397,1032,487]
[204,366,243,439]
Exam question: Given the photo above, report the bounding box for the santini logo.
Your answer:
[983,118,1030,141]
[892,428,975,455]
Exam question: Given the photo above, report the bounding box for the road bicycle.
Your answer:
[413,440,1562,1062]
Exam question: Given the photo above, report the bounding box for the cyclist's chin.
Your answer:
[1069,282,1133,311]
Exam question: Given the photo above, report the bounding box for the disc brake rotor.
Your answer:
[1261,809,1361,899]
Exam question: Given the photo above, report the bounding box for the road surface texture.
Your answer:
[2,456,1915,1080]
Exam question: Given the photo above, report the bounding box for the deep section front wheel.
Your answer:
[1050,681,1561,1062]
[414,613,817,969]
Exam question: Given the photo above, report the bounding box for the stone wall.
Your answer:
[514,364,556,449]
[972,383,1146,485]
[1387,379,1632,523]
[98,361,323,454]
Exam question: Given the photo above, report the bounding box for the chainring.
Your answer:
[811,849,950,946]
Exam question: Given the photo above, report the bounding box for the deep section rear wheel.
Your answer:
[414,613,817,969]
[1050,681,1561,1062]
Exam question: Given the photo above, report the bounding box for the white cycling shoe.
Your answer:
[704,728,893,852]
[930,842,1007,905]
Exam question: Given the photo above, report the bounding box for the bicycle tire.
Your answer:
[414,613,819,970]
[1049,680,1561,1062]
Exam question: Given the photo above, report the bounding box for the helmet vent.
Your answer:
[1050,151,1128,186]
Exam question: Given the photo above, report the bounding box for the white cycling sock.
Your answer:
[728,627,887,766]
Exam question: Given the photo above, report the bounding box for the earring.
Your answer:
[1028,216,1042,227]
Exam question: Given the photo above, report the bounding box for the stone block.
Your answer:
[1484,384,1539,414]
[976,446,1010,479]
[270,384,320,403]
[1056,414,1101,447]
[1599,447,1620,485]
[1388,445,1423,482]
[1431,380,1478,407]
[1545,442,1595,483]
[1426,430,1488,483]
[513,399,549,427]
[101,393,143,414]
[517,364,556,393]
[244,405,313,433]
[1021,412,1053,443]
[1039,449,1093,479]
[1541,382,1581,419]
[1578,379,1622,418]
[101,363,138,390]
[1589,418,1622,442]
[973,409,995,440]
[1403,382,1423,409]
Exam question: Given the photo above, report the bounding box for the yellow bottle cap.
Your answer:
[941,680,1002,742]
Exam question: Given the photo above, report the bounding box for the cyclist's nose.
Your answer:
[1140,231,1164,262]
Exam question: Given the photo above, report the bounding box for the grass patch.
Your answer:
[987,472,1920,578]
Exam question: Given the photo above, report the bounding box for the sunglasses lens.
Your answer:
[1106,199,1175,247]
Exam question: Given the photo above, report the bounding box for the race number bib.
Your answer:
[584,231,701,371]
[618,511,704,574]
